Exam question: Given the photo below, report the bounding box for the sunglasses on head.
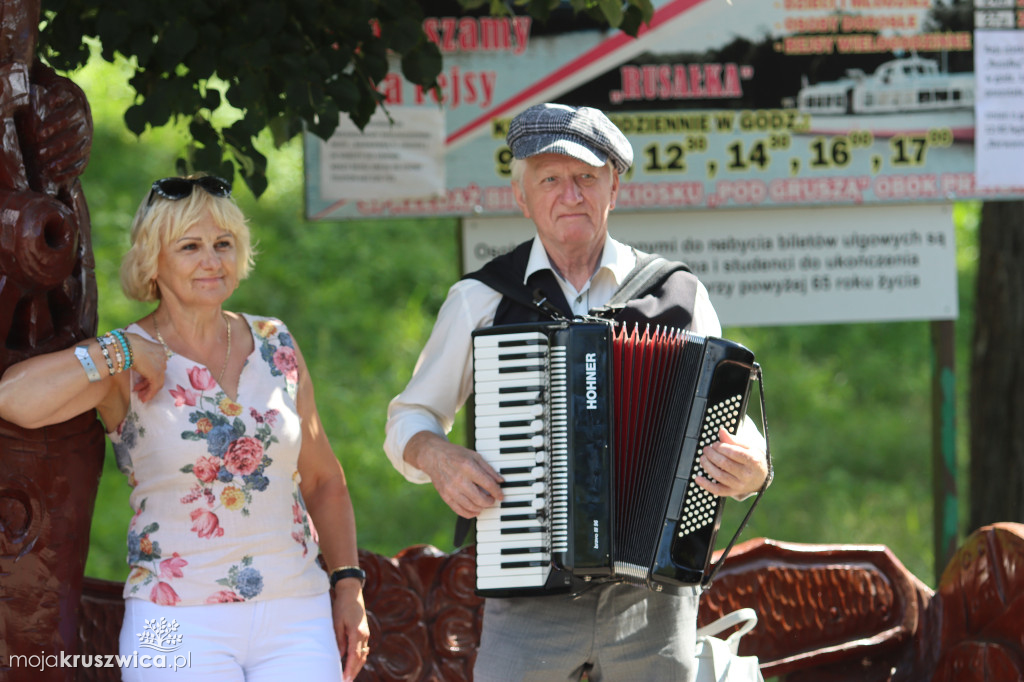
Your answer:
[147,176,232,205]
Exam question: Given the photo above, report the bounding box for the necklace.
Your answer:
[153,312,232,385]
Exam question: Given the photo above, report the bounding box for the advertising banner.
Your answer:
[305,0,1024,220]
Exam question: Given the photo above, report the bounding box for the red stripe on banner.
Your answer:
[312,198,348,220]
[446,0,707,148]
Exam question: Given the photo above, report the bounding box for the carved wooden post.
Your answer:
[0,0,105,679]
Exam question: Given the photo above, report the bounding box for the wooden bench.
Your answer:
[75,522,1024,681]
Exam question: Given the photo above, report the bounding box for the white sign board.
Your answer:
[463,204,958,327]
[974,30,1024,189]
[316,107,446,202]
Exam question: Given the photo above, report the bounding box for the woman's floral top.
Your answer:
[108,314,327,606]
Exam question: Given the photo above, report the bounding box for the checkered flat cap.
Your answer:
[506,103,633,174]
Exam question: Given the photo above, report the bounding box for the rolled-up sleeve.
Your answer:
[384,279,502,483]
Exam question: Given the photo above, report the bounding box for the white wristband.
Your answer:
[75,345,102,383]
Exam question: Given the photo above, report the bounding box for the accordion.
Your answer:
[471,320,763,597]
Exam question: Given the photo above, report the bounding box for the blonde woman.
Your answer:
[0,175,369,681]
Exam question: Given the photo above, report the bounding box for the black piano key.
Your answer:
[497,395,544,405]
[500,419,537,428]
[499,466,535,475]
[499,445,542,454]
[501,526,544,535]
[498,384,545,394]
[498,363,546,374]
[498,513,539,522]
[496,352,547,361]
[500,546,546,555]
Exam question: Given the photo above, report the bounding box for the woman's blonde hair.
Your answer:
[120,175,255,302]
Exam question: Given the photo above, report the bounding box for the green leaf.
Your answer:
[189,117,219,148]
[308,100,340,140]
[95,10,131,52]
[632,0,655,23]
[326,74,361,115]
[400,41,443,89]
[241,168,269,198]
[596,0,624,28]
[201,88,221,112]
[620,3,646,36]
[124,104,149,136]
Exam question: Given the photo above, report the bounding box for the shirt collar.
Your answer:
[523,234,636,289]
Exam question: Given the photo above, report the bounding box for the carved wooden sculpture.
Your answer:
[75,523,1024,681]
[0,0,101,680]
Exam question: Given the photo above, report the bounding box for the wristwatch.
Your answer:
[329,565,366,589]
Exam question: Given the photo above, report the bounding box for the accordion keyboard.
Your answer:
[472,330,563,590]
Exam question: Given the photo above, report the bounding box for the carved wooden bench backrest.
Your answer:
[76,524,1024,682]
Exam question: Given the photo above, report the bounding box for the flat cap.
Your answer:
[506,103,633,174]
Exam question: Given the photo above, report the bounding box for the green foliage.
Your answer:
[77,56,978,591]
[35,0,652,198]
[37,0,444,197]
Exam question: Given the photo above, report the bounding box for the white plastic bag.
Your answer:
[694,608,765,682]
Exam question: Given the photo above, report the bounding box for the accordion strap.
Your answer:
[591,252,692,318]
[702,363,773,589]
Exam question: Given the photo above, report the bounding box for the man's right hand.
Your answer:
[403,431,504,518]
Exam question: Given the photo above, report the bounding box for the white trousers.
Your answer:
[118,593,342,681]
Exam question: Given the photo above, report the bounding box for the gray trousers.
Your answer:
[473,583,700,682]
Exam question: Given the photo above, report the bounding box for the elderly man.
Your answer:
[384,103,769,682]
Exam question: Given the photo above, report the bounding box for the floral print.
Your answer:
[125,498,188,605]
[111,315,321,606]
[213,555,264,601]
[178,364,277,520]
[254,319,298,398]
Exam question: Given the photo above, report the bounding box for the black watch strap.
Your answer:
[329,566,366,589]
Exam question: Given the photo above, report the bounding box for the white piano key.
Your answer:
[474,357,546,372]
[478,455,545,470]
[484,492,546,509]
[474,411,546,427]
[476,435,545,452]
[476,551,548,567]
[473,374,549,391]
[476,516,543,532]
[476,564,550,578]
[474,389,544,405]
[474,346,547,360]
[474,368,546,384]
[474,403,545,418]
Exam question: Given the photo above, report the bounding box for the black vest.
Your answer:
[463,239,700,329]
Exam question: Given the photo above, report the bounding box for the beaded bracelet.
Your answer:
[106,333,125,373]
[110,329,133,371]
[97,335,116,376]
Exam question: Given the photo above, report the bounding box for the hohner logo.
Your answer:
[585,352,598,409]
